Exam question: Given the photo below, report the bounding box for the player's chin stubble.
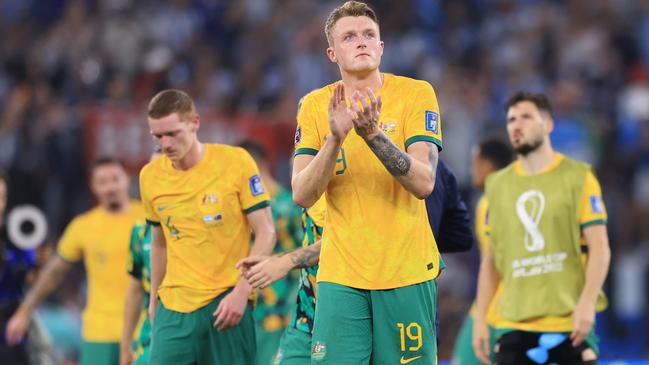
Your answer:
[514,138,543,156]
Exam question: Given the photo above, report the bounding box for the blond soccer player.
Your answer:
[140,89,276,364]
[292,2,443,363]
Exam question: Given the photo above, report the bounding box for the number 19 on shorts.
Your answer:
[397,322,422,352]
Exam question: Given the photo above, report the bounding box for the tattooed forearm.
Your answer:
[366,133,412,176]
[289,242,322,268]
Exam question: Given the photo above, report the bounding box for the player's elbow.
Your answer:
[413,180,434,200]
[292,189,316,208]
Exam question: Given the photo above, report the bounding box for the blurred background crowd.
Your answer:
[0,0,647,362]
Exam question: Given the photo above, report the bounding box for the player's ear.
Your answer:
[191,114,200,132]
[544,115,554,134]
[326,47,337,63]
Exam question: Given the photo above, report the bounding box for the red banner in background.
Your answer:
[83,105,295,176]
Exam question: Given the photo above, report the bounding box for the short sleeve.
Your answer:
[578,171,607,228]
[403,82,443,151]
[238,149,271,214]
[127,224,144,280]
[140,168,160,226]
[57,218,83,263]
[476,196,491,255]
[294,94,322,156]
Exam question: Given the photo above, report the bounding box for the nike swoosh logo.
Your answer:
[400,355,422,364]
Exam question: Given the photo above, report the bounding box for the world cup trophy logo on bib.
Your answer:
[516,190,545,252]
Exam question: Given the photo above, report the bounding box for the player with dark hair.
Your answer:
[6,158,143,365]
[472,92,610,365]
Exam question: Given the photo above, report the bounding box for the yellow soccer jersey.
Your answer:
[57,201,144,342]
[475,195,490,255]
[490,153,608,332]
[139,144,270,313]
[295,74,443,289]
[469,195,505,326]
[306,195,327,231]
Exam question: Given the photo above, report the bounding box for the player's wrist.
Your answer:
[17,303,33,317]
[327,132,346,146]
[360,128,381,142]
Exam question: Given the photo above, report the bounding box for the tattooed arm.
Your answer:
[236,241,322,289]
[287,241,322,268]
[366,134,438,198]
[350,89,438,199]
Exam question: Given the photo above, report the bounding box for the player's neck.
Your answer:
[517,143,555,175]
[174,141,205,171]
[101,199,130,214]
[340,69,383,94]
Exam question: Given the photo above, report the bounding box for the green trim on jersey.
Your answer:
[294,148,319,156]
[244,200,271,214]
[404,135,443,150]
[580,219,607,229]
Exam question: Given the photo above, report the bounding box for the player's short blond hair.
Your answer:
[324,1,379,46]
[147,89,196,121]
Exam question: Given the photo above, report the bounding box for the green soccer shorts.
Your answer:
[149,290,256,364]
[311,280,438,364]
[80,341,119,365]
[273,325,312,365]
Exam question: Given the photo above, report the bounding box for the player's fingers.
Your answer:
[214,306,230,330]
[236,257,257,270]
[214,300,225,318]
[249,272,268,288]
[357,91,370,116]
[572,326,587,346]
[366,88,378,115]
[349,96,362,117]
[376,95,382,113]
[332,83,340,107]
[338,83,346,104]
[478,340,490,365]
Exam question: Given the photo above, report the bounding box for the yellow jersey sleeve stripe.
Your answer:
[243,200,270,214]
[404,135,443,150]
[580,219,607,229]
[56,251,79,264]
[294,147,319,156]
[146,219,160,226]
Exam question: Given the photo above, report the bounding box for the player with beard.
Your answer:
[472,92,610,365]
[6,157,144,365]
